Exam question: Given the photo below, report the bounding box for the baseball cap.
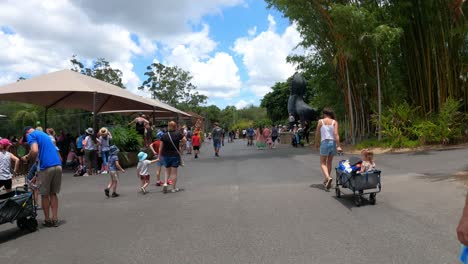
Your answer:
[23,126,33,138]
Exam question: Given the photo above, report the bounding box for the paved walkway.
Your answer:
[0,140,467,264]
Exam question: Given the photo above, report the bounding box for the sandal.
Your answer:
[326,177,333,189]
[51,219,59,227]
[42,220,53,227]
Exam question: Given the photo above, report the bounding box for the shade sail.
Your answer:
[99,110,191,119]
[0,69,182,114]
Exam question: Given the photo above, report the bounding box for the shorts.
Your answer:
[163,156,180,168]
[154,155,163,167]
[39,165,62,195]
[272,136,278,142]
[186,140,192,148]
[320,140,337,156]
[213,139,221,148]
[76,148,84,156]
[140,175,150,181]
[248,136,254,140]
[109,171,119,181]
[0,179,12,190]
[193,146,200,151]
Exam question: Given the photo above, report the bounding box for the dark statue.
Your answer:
[287,72,318,125]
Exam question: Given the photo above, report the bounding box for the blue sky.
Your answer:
[0,0,302,110]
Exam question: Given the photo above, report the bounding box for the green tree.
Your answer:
[139,62,207,108]
[261,81,289,123]
[70,55,125,88]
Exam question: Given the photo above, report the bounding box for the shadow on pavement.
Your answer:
[309,183,327,191]
[0,227,31,244]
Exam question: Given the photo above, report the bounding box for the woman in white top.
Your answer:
[315,108,342,190]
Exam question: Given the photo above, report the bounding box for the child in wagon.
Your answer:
[359,149,376,173]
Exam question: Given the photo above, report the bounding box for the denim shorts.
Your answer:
[154,155,163,167]
[163,156,180,168]
[320,140,337,156]
[213,139,221,148]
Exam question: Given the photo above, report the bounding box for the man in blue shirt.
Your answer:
[22,126,62,227]
[246,127,255,146]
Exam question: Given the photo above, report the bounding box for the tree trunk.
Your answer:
[346,60,355,145]
[376,50,382,141]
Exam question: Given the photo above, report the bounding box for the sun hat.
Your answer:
[100,127,108,134]
[86,127,94,134]
[109,145,119,155]
[137,151,148,162]
[0,138,12,146]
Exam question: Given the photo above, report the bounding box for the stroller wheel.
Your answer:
[369,193,376,205]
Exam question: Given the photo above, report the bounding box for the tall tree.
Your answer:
[70,55,125,88]
[139,62,207,108]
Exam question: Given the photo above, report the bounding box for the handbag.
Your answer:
[167,132,185,167]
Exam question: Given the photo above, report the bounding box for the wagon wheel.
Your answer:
[335,187,341,198]
[25,218,38,232]
[354,196,362,207]
[16,217,27,229]
[369,193,377,205]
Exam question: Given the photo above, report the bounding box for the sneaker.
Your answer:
[155,181,163,186]
[162,184,168,193]
[140,187,146,194]
[83,173,90,177]
[215,153,219,157]
[171,188,180,193]
[167,179,173,185]
[104,188,110,197]
[111,193,120,197]
[102,171,108,174]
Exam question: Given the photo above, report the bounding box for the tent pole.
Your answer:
[93,92,97,133]
[152,107,156,125]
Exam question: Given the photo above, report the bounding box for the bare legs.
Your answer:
[41,194,58,221]
[164,167,178,191]
[320,155,334,187]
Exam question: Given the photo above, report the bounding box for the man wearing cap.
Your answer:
[22,126,62,227]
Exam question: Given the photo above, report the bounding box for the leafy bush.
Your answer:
[110,126,142,152]
[375,99,465,146]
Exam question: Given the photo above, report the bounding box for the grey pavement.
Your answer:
[0,140,467,264]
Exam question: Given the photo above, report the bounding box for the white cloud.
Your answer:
[234,99,254,109]
[233,15,302,97]
[0,0,245,96]
[163,25,242,99]
[248,26,257,37]
[74,0,245,39]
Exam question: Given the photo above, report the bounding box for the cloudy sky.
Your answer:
[0,0,302,109]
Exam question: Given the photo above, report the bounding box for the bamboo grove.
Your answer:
[266,0,467,142]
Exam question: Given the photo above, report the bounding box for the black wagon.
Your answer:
[335,159,382,207]
[0,187,38,232]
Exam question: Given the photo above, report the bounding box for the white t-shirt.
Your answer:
[137,160,151,176]
[0,151,12,180]
[84,136,95,150]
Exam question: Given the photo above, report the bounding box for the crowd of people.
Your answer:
[0,107,374,230]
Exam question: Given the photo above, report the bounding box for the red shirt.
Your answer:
[151,140,161,154]
[192,135,201,147]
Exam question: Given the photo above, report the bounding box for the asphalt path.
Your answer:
[0,140,467,264]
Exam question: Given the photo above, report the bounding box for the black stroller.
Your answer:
[0,186,38,232]
[335,157,382,207]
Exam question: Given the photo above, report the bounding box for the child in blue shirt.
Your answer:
[104,145,125,198]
